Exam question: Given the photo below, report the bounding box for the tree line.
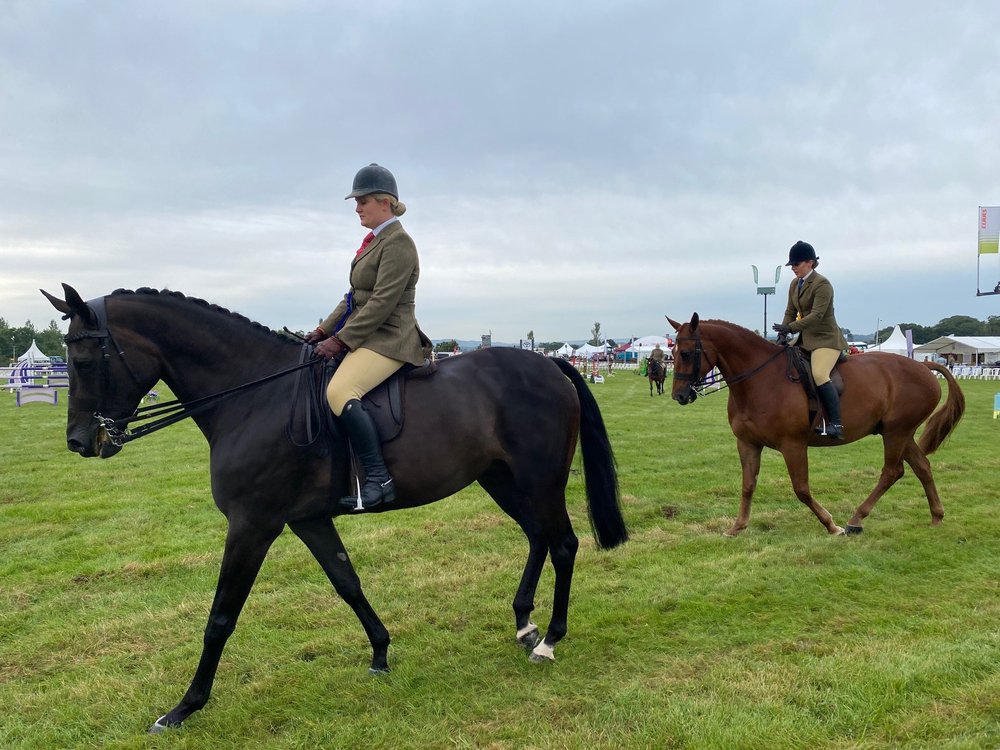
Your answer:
[868,314,1000,345]
[2,318,65,363]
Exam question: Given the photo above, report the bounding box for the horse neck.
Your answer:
[702,322,779,383]
[111,295,297,403]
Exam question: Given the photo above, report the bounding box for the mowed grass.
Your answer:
[0,368,997,749]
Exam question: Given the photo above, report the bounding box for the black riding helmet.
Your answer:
[345,163,398,200]
[786,240,818,266]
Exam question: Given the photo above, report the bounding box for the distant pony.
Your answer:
[647,357,666,396]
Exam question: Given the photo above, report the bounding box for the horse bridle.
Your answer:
[673,328,787,398]
[63,296,145,436]
[64,296,322,447]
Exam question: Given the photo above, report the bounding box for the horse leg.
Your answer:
[901,438,945,525]
[726,439,762,536]
[480,468,578,662]
[512,538,548,650]
[530,525,579,662]
[288,517,392,673]
[149,520,282,733]
[649,378,653,397]
[780,444,845,535]
[845,435,907,533]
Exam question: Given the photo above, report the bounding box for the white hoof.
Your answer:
[530,641,555,662]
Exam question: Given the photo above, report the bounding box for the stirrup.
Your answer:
[340,478,395,512]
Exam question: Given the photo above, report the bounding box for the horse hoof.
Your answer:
[147,716,178,734]
[529,641,556,662]
[518,631,540,650]
[844,525,864,535]
[516,623,540,650]
[368,665,391,676]
[832,526,846,536]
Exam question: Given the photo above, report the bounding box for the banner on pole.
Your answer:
[980,206,999,254]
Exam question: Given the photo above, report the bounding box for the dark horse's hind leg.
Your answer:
[480,468,579,662]
[149,520,282,733]
[288,517,392,673]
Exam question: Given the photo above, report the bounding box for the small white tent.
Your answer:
[552,343,575,357]
[17,340,51,365]
[631,335,672,357]
[574,343,605,358]
[871,325,911,357]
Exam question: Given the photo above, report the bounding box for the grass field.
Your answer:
[1,368,997,749]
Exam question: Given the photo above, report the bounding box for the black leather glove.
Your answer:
[772,323,791,336]
[314,335,347,360]
[304,327,328,344]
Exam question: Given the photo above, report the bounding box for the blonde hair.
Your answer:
[372,193,407,216]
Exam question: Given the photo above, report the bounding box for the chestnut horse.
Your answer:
[43,284,628,733]
[667,314,964,537]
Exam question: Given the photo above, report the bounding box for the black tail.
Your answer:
[551,358,628,549]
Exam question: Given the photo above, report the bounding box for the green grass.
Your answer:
[1,371,997,749]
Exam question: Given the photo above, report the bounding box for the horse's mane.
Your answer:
[701,318,776,344]
[110,287,295,344]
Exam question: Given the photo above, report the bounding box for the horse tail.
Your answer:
[918,362,966,455]
[551,358,629,549]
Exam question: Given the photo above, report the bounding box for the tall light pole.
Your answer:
[875,318,882,348]
[10,336,14,362]
[752,265,782,335]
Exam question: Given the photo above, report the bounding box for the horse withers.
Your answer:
[667,313,964,537]
[43,284,628,733]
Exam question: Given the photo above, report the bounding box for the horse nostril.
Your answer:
[67,438,86,454]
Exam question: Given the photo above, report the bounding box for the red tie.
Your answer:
[355,231,375,258]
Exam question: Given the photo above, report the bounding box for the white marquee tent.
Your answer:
[574,343,606,357]
[914,335,1000,364]
[630,335,672,357]
[871,325,912,357]
[552,343,575,357]
[16,340,51,365]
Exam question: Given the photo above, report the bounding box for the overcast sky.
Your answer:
[3,1,999,345]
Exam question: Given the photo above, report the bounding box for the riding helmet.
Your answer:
[786,240,818,266]
[345,163,398,200]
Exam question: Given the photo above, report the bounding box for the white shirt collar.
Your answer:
[372,216,399,236]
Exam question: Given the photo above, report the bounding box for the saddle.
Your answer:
[784,346,845,426]
[286,352,437,448]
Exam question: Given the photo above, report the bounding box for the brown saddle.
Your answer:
[784,346,845,427]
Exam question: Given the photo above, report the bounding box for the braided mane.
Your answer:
[110,287,295,343]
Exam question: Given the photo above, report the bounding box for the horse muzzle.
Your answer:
[673,387,698,406]
[67,423,122,459]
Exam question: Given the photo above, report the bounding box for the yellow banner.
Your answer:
[980,206,999,254]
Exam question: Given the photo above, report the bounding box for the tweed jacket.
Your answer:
[781,270,848,352]
[320,221,427,366]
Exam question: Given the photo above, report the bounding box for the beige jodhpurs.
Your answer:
[326,347,404,416]
[810,347,840,386]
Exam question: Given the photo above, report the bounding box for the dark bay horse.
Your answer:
[647,357,667,396]
[43,284,628,733]
[667,314,964,537]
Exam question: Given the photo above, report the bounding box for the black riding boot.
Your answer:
[815,382,844,439]
[338,399,396,511]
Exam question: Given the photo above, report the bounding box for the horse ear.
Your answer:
[690,312,700,332]
[666,316,682,332]
[40,288,71,316]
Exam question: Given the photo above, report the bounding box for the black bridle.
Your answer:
[66,296,321,447]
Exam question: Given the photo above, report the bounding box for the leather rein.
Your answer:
[66,296,322,447]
